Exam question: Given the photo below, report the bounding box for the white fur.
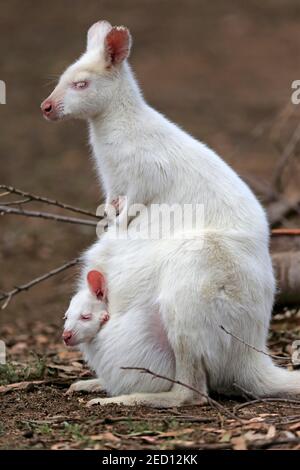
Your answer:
[48,20,300,407]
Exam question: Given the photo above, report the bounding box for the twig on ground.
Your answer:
[177,437,300,450]
[219,325,290,361]
[249,437,300,450]
[0,258,80,309]
[121,366,241,422]
[0,184,100,219]
[0,205,97,227]
[97,415,215,425]
[234,397,300,413]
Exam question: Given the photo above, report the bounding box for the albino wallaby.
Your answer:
[63,245,176,400]
[43,20,300,407]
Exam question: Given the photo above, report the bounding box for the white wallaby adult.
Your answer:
[43,20,300,407]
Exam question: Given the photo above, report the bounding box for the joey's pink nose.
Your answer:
[62,330,73,345]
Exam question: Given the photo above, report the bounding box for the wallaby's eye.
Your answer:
[80,313,92,321]
[72,80,89,90]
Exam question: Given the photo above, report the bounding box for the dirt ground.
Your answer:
[1,0,300,450]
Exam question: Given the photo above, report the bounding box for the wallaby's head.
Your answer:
[63,270,108,347]
[41,20,132,121]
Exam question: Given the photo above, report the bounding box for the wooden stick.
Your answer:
[0,205,97,227]
[0,258,80,309]
[0,184,100,219]
[219,325,290,361]
[272,228,300,236]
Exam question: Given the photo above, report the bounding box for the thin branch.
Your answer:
[2,202,300,234]
[121,366,241,422]
[0,258,80,309]
[219,325,290,362]
[0,184,100,219]
[0,198,32,206]
[272,228,300,236]
[234,397,300,413]
[96,415,215,424]
[0,205,97,227]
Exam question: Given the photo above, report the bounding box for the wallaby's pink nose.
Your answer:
[62,330,73,345]
[41,99,52,115]
[41,98,61,121]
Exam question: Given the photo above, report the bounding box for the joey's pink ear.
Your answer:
[104,26,132,65]
[87,270,107,300]
[87,20,112,51]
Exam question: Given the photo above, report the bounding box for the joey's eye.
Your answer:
[72,80,89,90]
[80,313,92,321]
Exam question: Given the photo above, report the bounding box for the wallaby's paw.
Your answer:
[85,393,207,408]
[86,397,109,407]
[86,395,138,407]
[65,379,103,396]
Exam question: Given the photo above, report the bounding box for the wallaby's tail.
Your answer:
[241,356,300,398]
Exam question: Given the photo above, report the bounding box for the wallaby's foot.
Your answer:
[65,378,104,396]
[86,392,207,408]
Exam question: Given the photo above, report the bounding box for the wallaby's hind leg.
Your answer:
[86,340,207,408]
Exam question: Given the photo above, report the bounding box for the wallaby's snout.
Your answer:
[62,329,74,346]
[41,97,60,121]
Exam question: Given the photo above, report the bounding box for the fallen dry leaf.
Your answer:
[247,417,265,423]
[244,431,268,441]
[56,350,82,361]
[35,334,49,345]
[220,432,232,443]
[48,364,81,374]
[244,422,268,431]
[201,427,224,434]
[0,380,45,394]
[9,342,28,355]
[266,425,276,439]
[158,428,193,438]
[51,443,72,450]
[231,436,247,450]
[71,361,83,368]
[139,436,158,444]
[289,422,300,431]
[90,432,120,443]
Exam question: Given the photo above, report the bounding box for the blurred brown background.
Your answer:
[1,0,300,326]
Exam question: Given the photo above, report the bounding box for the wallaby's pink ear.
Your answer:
[104,26,132,65]
[87,20,112,51]
[87,270,107,301]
